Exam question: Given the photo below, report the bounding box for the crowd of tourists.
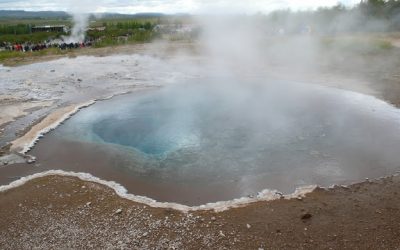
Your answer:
[0,40,93,52]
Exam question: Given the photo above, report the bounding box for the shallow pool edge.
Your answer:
[0,169,317,212]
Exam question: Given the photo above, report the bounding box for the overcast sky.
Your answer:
[0,0,361,14]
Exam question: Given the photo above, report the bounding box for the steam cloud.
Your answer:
[62,0,97,43]
[144,3,400,195]
[65,13,90,43]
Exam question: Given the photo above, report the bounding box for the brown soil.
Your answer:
[0,174,399,249]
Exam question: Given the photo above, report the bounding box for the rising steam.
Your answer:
[62,0,96,43]
[64,13,90,43]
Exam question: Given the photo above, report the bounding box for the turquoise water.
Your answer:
[38,79,400,200]
[91,96,199,156]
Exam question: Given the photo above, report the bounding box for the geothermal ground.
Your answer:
[1,174,400,249]
[1,42,400,248]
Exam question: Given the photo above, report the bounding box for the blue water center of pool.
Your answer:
[50,79,400,193]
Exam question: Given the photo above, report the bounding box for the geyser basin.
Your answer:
[31,80,400,205]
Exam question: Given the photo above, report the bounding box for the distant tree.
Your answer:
[385,0,400,28]
[360,0,387,17]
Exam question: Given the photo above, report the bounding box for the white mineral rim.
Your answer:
[0,169,317,212]
[10,100,97,154]
[9,90,137,154]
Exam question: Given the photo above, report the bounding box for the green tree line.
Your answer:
[263,0,400,34]
[0,24,31,35]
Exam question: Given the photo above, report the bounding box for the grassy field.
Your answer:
[1,13,399,69]
[0,15,197,65]
[0,15,189,45]
[0,47,69,63]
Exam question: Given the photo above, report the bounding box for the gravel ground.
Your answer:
[0,174,399,249]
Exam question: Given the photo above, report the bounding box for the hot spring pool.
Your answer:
[31,80,400,205]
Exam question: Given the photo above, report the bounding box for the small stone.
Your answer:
[246,224,251,229]
[301,213,312,220]
[143,232,148,237]
[86,202,91,206]
[26,156,36,164]
[219,231,225,237]
[115,208,123,214]
[211,216,216,221]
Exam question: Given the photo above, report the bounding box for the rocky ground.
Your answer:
[0,174,400,249]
